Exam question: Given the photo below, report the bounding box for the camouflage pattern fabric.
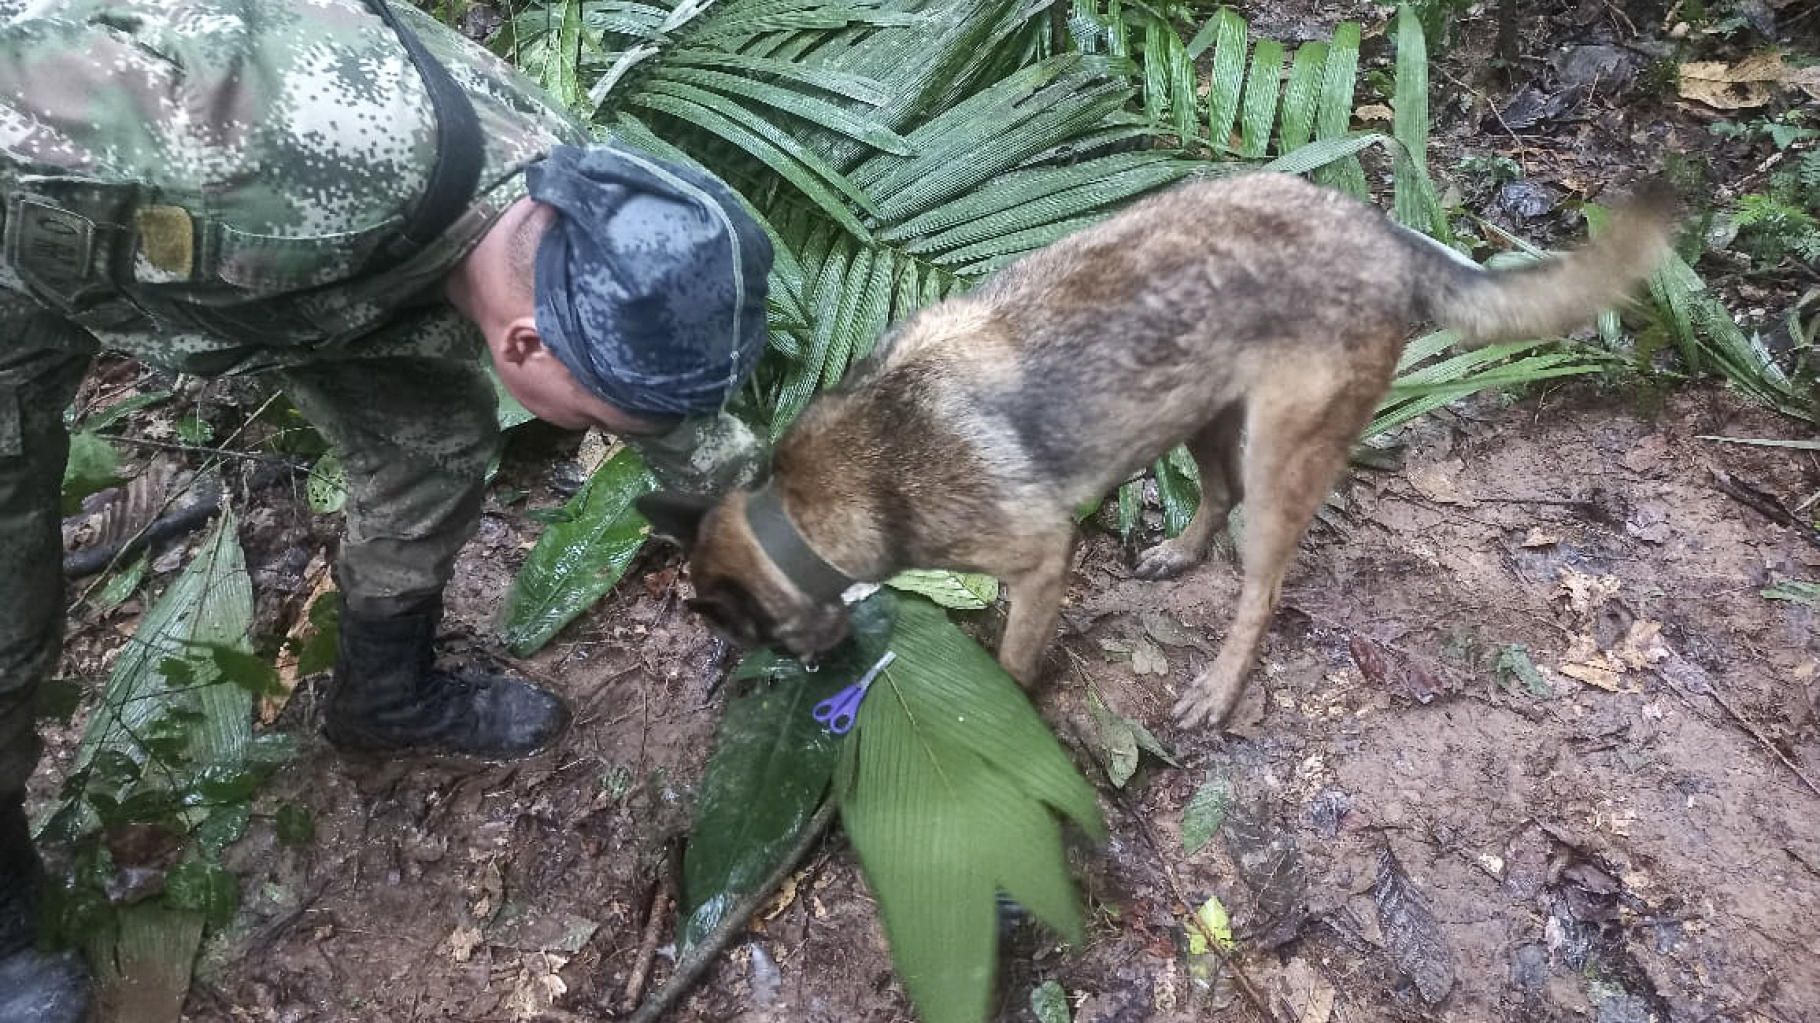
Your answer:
[2,0,620,792]
[0,299,93,796]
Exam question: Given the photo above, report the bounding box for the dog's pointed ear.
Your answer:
[635,491,715,549]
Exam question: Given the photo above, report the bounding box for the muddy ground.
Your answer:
[35,1,1820,1021]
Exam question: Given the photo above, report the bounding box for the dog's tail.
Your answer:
[1403,181,1678,347]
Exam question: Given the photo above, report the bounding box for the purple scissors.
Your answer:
[812,651,897,734]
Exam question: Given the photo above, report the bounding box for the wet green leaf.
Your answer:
[1182,771,1232,855]
[1087,689,1178,788]
[1187,894,1236,954]
[679,598,893,952]
[164,860,238,927]
[275,803,315,848]
[306,451,347,515]
[243,733,298,767]
[73,509,254,777]
[497,448,656,657]
[884,569,999,609]
[1495,644,1551,697]
[295,591,340,678]
[1153,447,1200,538]
[1763,581,1820,607]
[197,643,284,697]
[194,806,249,857]
[1031,980,1072,1023]
[79,390,172,432]
[62,430,120,514]
[185,764,259,806]
[837,592,1103,1023]
[95,554,149,614]
[174,413,214,445]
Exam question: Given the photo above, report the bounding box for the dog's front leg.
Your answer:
[995,537,1075,688]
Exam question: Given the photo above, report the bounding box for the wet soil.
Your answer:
[146,381,1817,1023]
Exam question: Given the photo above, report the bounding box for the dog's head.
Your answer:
[636,489,852,662]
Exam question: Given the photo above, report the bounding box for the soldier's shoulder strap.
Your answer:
[361,0,484,272]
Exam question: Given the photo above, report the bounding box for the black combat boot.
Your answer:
[322,596,572,760]
[0,796,92,1023]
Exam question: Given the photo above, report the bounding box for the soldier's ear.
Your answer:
[636,491,715,550]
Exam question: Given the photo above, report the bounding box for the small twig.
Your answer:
[1707,688,1820,801]
[1440,71,1525,145]
[622,875,674,1011]
[1710,469,1820,552]
[1658,670,1820,801]
[625,799,837,1023]
[107,434,308,467]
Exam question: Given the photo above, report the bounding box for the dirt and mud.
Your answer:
[31,1,1820,1021]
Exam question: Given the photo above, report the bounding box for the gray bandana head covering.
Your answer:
[526,143,772,418]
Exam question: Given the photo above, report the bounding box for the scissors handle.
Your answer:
[811,651,897,735]
[813,688,861,734]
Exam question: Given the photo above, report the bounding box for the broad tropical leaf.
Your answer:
[496,447,657,656]
[72,508,252,778]
[679,598,893,951]
[837,592,1103,1023]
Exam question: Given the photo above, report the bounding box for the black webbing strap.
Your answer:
[359,0,484,270]
[744,481,856,602]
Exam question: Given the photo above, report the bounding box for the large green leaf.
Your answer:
[1312,22,1366,197]
[885,569,999,609]
[61,430,121,515]
[58,510,254,1023]
[1390,5,1432,231]
[837,592,1103,1023]
[73,508,252,777]
[678,598,893,951]
[496,447,657,656]
[1203,8,1247,152]
[1277,40,1328,154]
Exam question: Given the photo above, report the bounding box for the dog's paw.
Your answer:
[1173,672,1245,729]
[1133,539,1204,581]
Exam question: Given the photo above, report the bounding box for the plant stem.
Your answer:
[625,798,837,1023]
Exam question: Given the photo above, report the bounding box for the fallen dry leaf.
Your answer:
[1787,66,1820,101]
[1130,637,1169,677]
[1556,568,1622,616]
[1276,956,1337,1023]
[1407,463,1475,506]
[266,555,335,724]
[1613,619,1670,670]
[1521,528,1561,548]
[1677,53,1788,109]
[1557,618,1667,692]
[762,869,803,921]
[445,925,483,964]
[1354,103,1394,123]
[1559,659,1627,691]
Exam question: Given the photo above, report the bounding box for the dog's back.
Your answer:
[822,174,1422,509]
[825,172,1669,508]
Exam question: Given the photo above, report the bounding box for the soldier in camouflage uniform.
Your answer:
[0,1,771,1015]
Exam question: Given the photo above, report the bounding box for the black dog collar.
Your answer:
[744,481,856,602]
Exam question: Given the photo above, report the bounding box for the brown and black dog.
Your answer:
[637,171,1675,729]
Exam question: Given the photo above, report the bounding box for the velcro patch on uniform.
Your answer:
[135,204,195,278]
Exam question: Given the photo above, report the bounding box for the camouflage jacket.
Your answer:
[0,0,586,374]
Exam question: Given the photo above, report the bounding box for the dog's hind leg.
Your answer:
[1133,401,1246,580]
[995,529,1077,689]
[1173,380,1377,729]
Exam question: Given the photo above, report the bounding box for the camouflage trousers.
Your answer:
[0,299,500,796]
